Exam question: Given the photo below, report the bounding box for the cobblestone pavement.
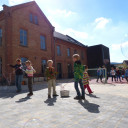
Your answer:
[0,79,128,128]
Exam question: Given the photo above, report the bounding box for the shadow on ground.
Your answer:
[78,100,100,113]
[0,79,73,99]
[44,97,57,106]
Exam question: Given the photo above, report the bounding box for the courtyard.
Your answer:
[0,79,128,128]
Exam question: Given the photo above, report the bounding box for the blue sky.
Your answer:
[0,0,128,62]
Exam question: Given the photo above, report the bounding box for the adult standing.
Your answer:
[9,59,23,92]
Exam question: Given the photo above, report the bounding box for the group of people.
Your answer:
[96,66,128,83]
[110,67,128,82]
[8,54,93,100]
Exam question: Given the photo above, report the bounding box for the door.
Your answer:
[57,63,62,79]
[68,64,73,78]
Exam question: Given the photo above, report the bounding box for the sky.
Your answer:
[0,0,128,62]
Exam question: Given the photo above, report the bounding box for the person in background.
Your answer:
[110,67,116,82]
[25,60,36,96]
[116,67,122,82]
[121,68,125,80]
[73,54,85,100]
[83,65,93,94]
[9,59,23,93]
[96,67,103,82]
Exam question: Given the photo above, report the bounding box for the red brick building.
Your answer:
[0,1,87,81]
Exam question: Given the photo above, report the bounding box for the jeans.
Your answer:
[15,75,23,91]
[112,75,116,82]
[97,75,102,82]
[74,79,85,98]
[116,75,121,82]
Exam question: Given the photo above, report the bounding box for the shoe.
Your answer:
[27,93,33,96]
[48,95,51,98]
[81,96,85,100]
[89,91,94,94]
[74,96,81,100]
[53,94,59,97]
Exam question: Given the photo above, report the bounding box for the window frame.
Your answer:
[57,45,61,56]
[20,29,28,47]
[67,48,70,57]
[29,13,33,23]
[40,35,46,50]
[34,16,38,25]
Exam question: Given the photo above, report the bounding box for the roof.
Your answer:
[54,31,87,47]
[1,1,53,28]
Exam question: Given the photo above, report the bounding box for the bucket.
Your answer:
[60,90,70,97]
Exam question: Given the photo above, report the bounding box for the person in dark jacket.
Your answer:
[9,59,23,92]
[116,67,122,82]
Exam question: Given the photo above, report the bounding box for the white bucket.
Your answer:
[60,90,70,97]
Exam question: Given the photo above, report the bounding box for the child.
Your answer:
[110,67,116,82]
[73,54,85,100]
[25,60,36,96]
[45,60,58,98]
[83,65,93,94]
[9,59,23,92]
[96,67,103,82]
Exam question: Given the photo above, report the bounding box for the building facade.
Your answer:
[0,1,87,80]
[87,44,110,71]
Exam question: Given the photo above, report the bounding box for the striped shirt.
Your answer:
[82,71,89,85]
[25,66,36,77]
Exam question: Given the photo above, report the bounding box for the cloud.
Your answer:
[63,28,88,43]
[0,6,2,11]
[48,9,76,17]
[8,0,33,6]
[95,17,110,29]
[111,43,121,50]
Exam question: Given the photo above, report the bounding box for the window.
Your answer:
[20,29,27,46]
[40,35,46,50]
[67,48,70,57]
[57,46,61,56]
[0,29,2,46]
[41,60,46,76]
[21,57,28,69]
[29,14,33,23]
[74,49,77,54]
[34,16,38,24]
[0,58,2,76]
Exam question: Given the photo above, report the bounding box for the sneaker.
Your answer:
[81,96,85,100]
[89,91,94,94]
[48,95,51,98]
[74,96,81,100]
[53,94,59,97]
[27,93,33,96]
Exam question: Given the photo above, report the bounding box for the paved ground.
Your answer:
[0,79,128,128]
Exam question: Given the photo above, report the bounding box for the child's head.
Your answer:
[16,59,21,65]
[25,60,31,67]
[72,54,80,62]
[47,60,53,67]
